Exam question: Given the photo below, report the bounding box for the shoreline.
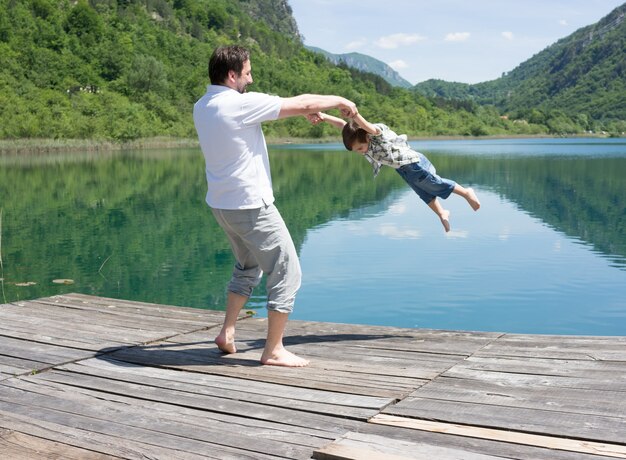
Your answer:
[0,133,621,155]
[0,137,200,156]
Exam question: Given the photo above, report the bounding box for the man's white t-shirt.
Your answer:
[193,85,282,209]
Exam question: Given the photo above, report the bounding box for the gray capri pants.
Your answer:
[211,204,302,314]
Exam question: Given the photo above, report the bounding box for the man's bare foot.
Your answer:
[261,347,309,367]
[467,188,481,211]
[439,209,451,232]
[215,331,236,354]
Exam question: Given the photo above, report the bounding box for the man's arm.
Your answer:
[278,94,357,119]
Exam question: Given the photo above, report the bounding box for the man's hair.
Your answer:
[208,45,250,85]
[342,120,369,151]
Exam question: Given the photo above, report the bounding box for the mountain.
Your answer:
[412,79,474,100]
[236,0,301,40]
[306,46,413,89]
[0,0,313,141]
[0,0,600,144]
[414,3,626,126]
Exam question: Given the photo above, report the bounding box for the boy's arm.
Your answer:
[321,113,347,129]
[352,113,381,135]
[305,112,347,130]
[306,111,381,136]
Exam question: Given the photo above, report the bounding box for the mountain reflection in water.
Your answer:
[1,138,624,335]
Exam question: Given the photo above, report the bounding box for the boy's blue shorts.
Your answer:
[396,152,456,204]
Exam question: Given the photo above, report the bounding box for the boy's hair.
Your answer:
[342,120,369,151]
[209,45,250,85]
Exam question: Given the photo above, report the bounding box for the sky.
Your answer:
[288,0,625,85]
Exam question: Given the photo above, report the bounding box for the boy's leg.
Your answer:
[452,184,481,211]
[397,163,452,232]
[428,198,451,232]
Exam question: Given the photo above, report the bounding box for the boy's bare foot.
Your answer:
[467,188,481,211]
[439,209,451,232]
[261,347,309,367]
[215,331,237,354]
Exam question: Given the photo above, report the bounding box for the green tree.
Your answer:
[125,54,168,95]
[64,1,104,47]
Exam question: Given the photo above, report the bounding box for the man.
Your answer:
[193,45,358,367]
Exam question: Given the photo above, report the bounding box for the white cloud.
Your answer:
[559,19,568,26]
[388,203,407,215]
[378,224,421,240]
[502,31,514,40]
[389,59,409,71]
[375,33,426,49]
[345,38,367,50]
[444,32,470,42]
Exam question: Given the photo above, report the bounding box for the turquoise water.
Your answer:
[1,138,625,335]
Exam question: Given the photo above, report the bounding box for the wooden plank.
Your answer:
[0,297,231,362]
[107,344,420,398]
[3,293,626,459]
[441,359,626,391]
[0,322,129,351]
[9,370,363,435]
[5,300,211,334]
[63,357,393,410]
[314,442,414,460]
[354,421,614,460]
[38,366,385,421]
[168,330,458,380]
[0,335,90,364]
[234,318,502,356]
[371,414,626,459]
[383,396,626,444]
[0,380,315,459]
[313,431,502,460]
[0,427,117,460]
[477,334,626,361]
[0,314,174,349]
[0,409,265,460]
[407,374,626,417]
[38,293,230,324]
[0,314,152,349]
[155,321,470,395]
[225,349,428,392]
[0,355,48,379]
[52,292,208,311]
[278,342,457,380]
[454,355,626,380]
[37,373,362,441]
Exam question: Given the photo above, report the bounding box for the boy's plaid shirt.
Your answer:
[363,123,420,177]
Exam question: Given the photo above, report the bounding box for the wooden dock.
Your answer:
[1,293,625,459]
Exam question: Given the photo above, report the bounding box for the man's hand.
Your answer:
[340,101,358,118]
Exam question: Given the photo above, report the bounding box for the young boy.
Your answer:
[308,112,480,232]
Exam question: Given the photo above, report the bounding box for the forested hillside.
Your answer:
[0,0,561,143]
[414,4,626,134]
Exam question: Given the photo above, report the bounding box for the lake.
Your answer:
[1,138,624,336]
